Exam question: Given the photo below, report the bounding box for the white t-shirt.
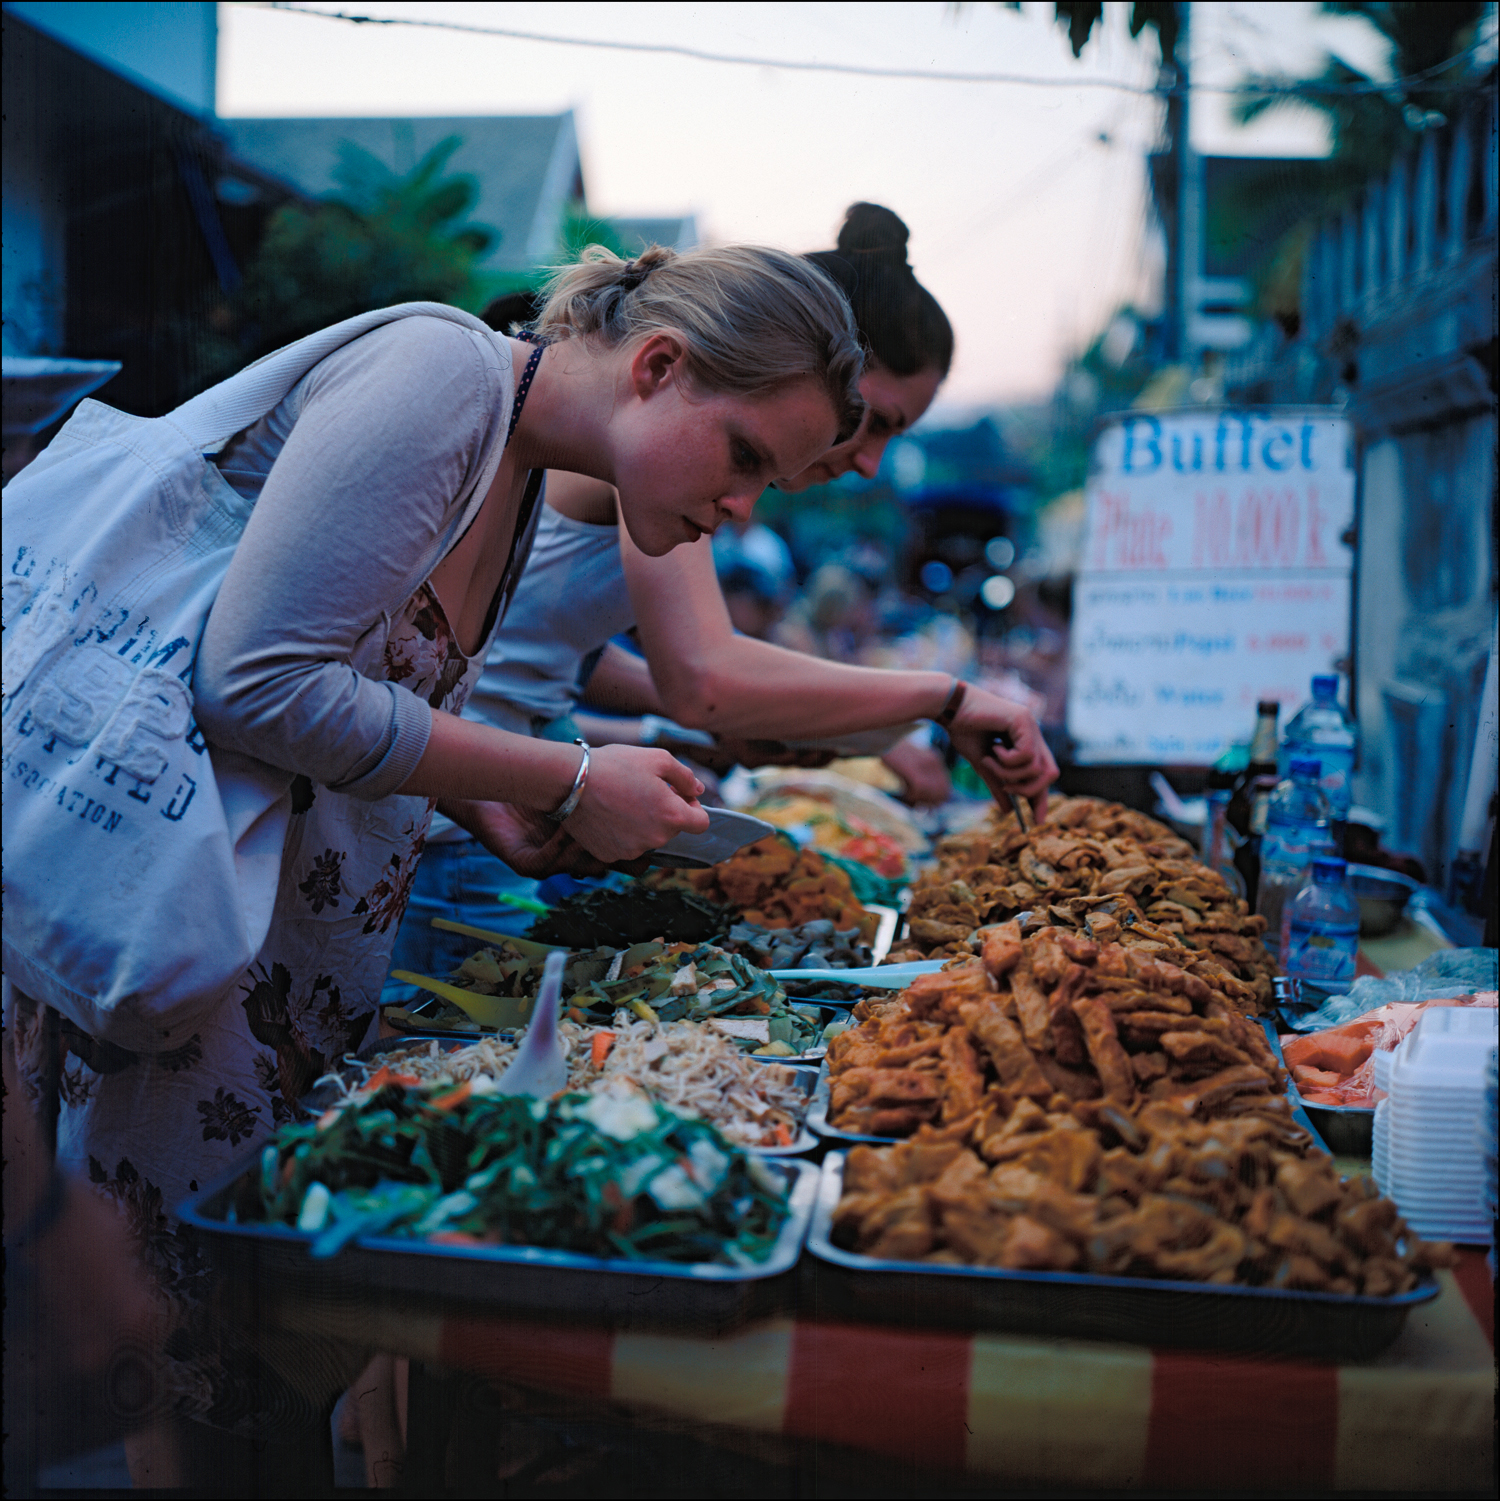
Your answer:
[465,502,637,735]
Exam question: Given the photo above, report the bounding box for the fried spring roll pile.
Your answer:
[887,796,1276,1014]
[829,925,1450,1293]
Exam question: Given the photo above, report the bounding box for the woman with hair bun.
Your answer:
[390,204,1057,975]
[788,199,954,489]
[3,240,864,1481]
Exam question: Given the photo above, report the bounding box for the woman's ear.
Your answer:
[628,331,689,400]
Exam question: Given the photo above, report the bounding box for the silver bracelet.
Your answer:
[546,738,590,822]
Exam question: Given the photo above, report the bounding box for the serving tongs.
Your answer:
[387,950,572,1086]
[428,916,558,954]
[1004,787,1035,832]
[386,969,525,1030]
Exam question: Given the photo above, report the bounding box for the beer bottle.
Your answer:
[1227,700,1280,906]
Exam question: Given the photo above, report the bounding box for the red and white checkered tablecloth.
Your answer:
[268,1251,1493,1490]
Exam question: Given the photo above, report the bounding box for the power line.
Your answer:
[950,96,1134,245]
[256,5,1493,98]
[257,3,1161,92]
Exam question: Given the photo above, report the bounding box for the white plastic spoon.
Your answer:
[494,950,569,1098]
[768,960,947,989]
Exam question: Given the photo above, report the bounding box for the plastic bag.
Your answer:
[1289,949,1499,1032]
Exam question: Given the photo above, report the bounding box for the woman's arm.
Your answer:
[623,527,954,735]
[622,525,1057,807]
[579,641,666,716]
[195,318,507,798]
[194,320,708,861]
[399,714,707,864]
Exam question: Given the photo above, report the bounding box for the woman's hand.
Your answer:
[561,745,710,863]
[880,737,952,807]
[442,798,612,879]
[946,686,1058,819]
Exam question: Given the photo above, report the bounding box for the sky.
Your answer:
[219,2,1395,408]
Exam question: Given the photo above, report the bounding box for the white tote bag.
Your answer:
[1,303,511,1051]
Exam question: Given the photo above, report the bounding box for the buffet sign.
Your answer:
[1067,408,1355,764]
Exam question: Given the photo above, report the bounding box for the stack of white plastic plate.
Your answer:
[1481,1044,1498,1267]
[1373,1006,1498,1242]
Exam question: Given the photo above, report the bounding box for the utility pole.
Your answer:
[1165,0,1201,365]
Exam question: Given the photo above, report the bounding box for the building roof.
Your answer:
[3,1,217,117]
[220,113,581,270]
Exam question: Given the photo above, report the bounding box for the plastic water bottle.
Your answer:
[1280,675,1358,820]
[1284,857,1361,995]
[1257,759,1336,960]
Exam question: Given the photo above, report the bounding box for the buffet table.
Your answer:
[243,1249,1493,1492]
[204,801,1492,1493]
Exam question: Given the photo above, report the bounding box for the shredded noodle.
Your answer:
[337,1016,809,1146]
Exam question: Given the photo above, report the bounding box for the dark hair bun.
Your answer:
[806,203,952,377]
[837,202,910,261]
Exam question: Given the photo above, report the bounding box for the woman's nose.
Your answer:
[850,438,887,480]
[721,489,759,525]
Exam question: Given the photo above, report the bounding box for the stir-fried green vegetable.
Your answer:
[235,1080,790,1264]
[452,939,617,999]
[528,885,730,948]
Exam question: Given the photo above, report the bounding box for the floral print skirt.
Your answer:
[4,584,487,1432]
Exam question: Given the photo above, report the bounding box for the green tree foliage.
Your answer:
[1234,1,1492,176]
[1222,2,1492,326]
[234,135,497,356]
[557,208,633,263]
[992,2,1180,64]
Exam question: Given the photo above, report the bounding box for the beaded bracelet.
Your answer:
[546,739,591,823]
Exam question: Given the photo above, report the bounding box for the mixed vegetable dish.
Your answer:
[233,1076,792,1265]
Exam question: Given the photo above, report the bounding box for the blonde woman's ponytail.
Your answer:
[533,243,865,440]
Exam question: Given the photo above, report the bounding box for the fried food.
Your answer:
[888,797,1275,1014]
[828,925,1451,1295]
[660,836,876,937]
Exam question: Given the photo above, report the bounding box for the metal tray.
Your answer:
[806,1154,1437,1360]
[1280,1080,1376,1158]
[730,1001,846,1064]
[1264,1021,1378,1157]
[178,1153,818,1333]
[749,1065,819,1157]
[1258,1020,1336,1154]
[806,1059,904,1146]
[1302,1103,1376,1158]
[773,975,867,1006]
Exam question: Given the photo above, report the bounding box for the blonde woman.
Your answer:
[3,243,863,1482]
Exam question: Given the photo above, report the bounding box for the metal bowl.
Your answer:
[1347,863,1419,937]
